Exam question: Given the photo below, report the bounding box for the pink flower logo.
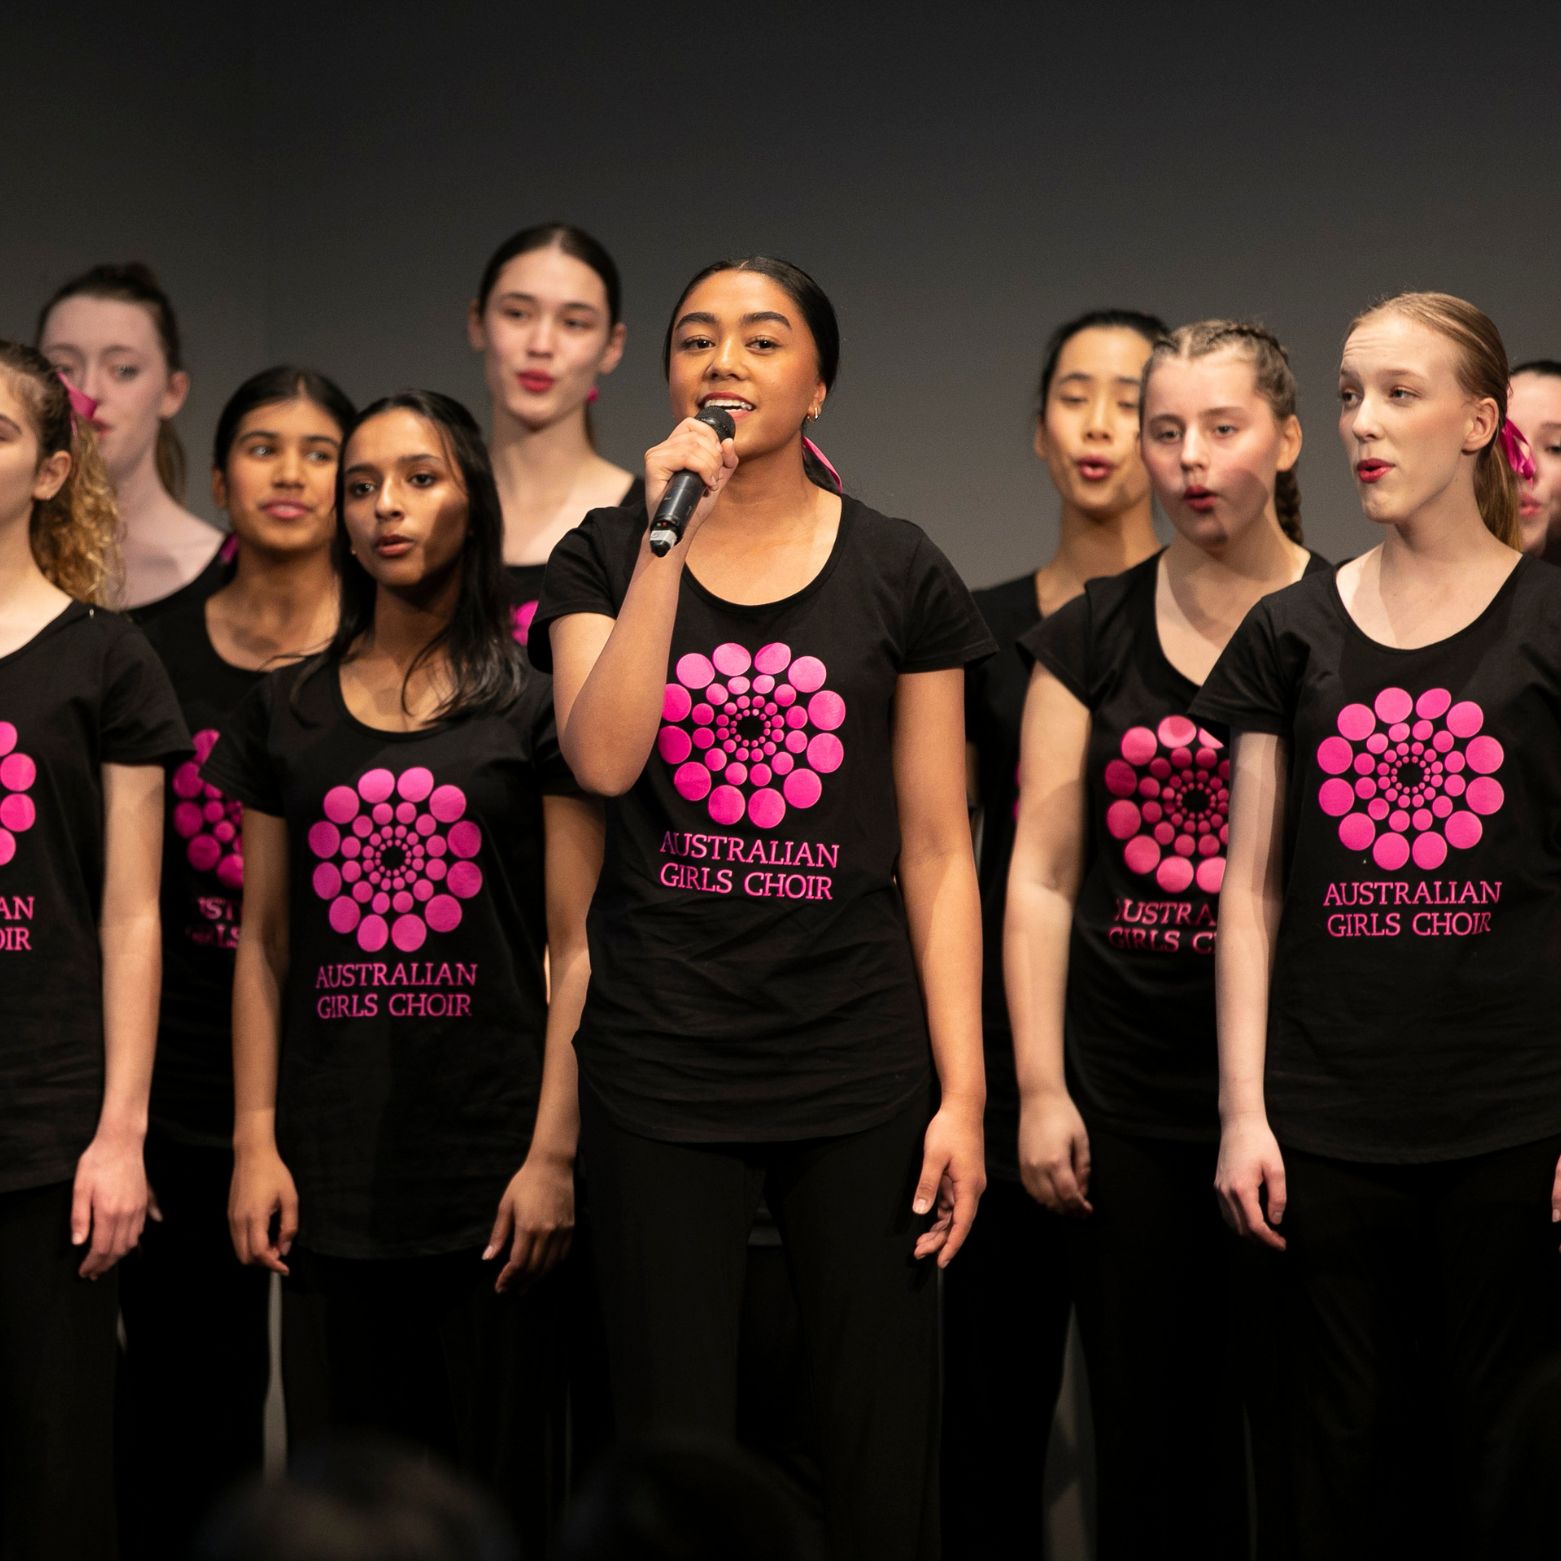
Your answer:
[172,730,243,891]
[307,767,483,953]
[1104,716,1229,895]
[511,600,538,647]
[1317,686,1502,871]
[657,642,846,829]
[0,721,37,869]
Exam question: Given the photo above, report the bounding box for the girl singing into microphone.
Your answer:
[1197,292,1561,1559]
[0,343,188,1561]
[532,255,993,1558]
[205,390,602,1549]
[1007,321,1323,1557]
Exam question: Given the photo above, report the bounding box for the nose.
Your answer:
[527,314,556,358]
[274,445,305,489]
[1347,391,1382,442]
[1084,390,1112,441]
[707,332,742,378]
[374,479,404,522]
[1180,426,1207,472]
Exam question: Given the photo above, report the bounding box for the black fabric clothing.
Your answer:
[0,602,190,1195]
[139,601,262,1146]
[1020,552,1325,1141]
[1279,1135,1561,1561]
[1066,1127,1255,1560]
[202,659,577,1257]
[505,476,644,650]
[580,1080,940,1561]
[0,1179,120,1561]
[1192,556,1561,1162]
[965,573,1041,1180]
[116,1136,270,1560]
[531,495,994,1143]
[130,535,235,625]
[940,1177,1071,1561]
[280,1243,569,1560]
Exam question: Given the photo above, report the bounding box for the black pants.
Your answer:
[940,1174,1071,1560]
[1068,1125,1254,1561]
[117,1133,271,1559]
[581,1083,941,1561]
[1281,1135,1561,1561]
[280,1240,569,1560]
[0,1178,120,1561]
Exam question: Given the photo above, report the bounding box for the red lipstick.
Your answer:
[517,372,555,394]
[1356,460,1392,485]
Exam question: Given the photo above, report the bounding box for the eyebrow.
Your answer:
[241,430,340,446]
[496,291,601,314]
[1056,371,1142,389]
[343,452,445,475]
[673,310,794,332]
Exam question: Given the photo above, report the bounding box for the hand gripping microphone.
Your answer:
[647,406,736,556]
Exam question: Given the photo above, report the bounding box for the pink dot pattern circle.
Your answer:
[171,729,244,891]
[1104,715,1230,896]
[0,720,38,870]
[306,766,484,952]
[1317,686,1502,871]
[657,642,847,829]
[510,599,538,647]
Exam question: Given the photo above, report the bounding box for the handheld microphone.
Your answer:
[647,407,736,556]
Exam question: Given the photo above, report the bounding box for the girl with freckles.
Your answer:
[0,343,189,1561]
[532,256,993,1559]
[1006,320,1322,1558]
[467,224,639,648]
[204,391,602,1551]
[1196,292,1561,1558]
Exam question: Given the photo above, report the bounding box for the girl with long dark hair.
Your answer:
[206,390,602,1549]
[532,255,993,1557]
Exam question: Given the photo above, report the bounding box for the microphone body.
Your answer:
[647,407,736,556]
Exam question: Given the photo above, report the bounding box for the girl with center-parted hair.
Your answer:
[467,223,640,648]
[1006,321,1323,1558]
[944,306,1164,1560]
[531,255,994,1558]
[119,365,353,1559]
[38,264,225,611]
[1195,292,1561,1559]
[203,390,603,1550]
[0,342,189,1561]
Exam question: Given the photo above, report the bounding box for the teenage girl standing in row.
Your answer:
[1008,320,1322,1557]
[1199,291,1561,1559]
[944,307,1163,1559]
[0,343,189,1561]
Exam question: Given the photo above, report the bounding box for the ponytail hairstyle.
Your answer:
[0,341,121,604]
[1144,320,1304,543]
[662,255,842,493]
[1350,292,1520,549]
[36,263,189,502]
[314,390,524,723]
[1036,308,1167,407]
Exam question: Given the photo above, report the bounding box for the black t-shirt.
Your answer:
[0,603,190,1194]
[965,574,1041,1180]
[132,535,236,625]
[1192,556,1561,1163]
[202,658,579,1257]
[1021,552,1326,1142]
[140,601,265,1147]
[505,477,644,649]
[531,494,995,1143]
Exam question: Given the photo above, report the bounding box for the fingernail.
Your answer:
[482,1245,495,1260]
[1553,1209,1559,1224]
[913,1198,929,1215]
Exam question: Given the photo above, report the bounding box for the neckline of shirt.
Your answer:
[1325,552,1529,657]
[0,597,87,670]
[680,495,856,617]
[328,660,456,742]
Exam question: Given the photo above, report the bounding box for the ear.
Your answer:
[211,464,228,512]
[32,448,71,504]
[466,300,487,354]
[1465,394,1500,455]
[1032,415,1049,462]
[597,320,627,377]
[1276,412,1303,474]
[160,368,191,420]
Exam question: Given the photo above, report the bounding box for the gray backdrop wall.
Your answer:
[8,2,1560,584]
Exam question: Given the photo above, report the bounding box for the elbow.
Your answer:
[559,738,639,798]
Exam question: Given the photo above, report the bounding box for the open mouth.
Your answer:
[1356,460,1392,484]
[374,535,414,557]
[698,395,755,419]
[1077,458,1113,481]
[517,373,555,394]
[1183,487,1216,513]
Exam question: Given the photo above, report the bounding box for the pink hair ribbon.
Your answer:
[803,436,842,492]
[56,370,97,429]
[1499,418,1537,484]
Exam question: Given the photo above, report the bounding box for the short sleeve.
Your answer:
[899,534,997,673]
[529,508,632,673]
[100,618,192,765]
[524,675,583,799]
[1019,594,1092,706]
[1189,601,1292,735]
[201,672,285,814]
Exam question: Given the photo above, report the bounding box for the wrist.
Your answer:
[91,1111,147,1147]
[936,1089,985,1120]
[524,1139,577,1171]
